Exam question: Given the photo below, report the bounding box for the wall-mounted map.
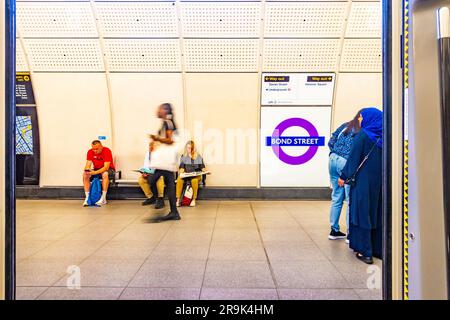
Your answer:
[16,116,33,155]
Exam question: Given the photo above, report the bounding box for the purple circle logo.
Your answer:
[266,118,325,165]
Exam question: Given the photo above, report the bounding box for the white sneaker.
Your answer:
[83,200,89,207]
[189,199,196,207]
[95,198,107,206]
[176,199,181,207]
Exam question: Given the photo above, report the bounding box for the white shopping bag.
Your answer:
[149,140,180,172]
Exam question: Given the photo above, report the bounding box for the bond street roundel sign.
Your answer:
[265,117,325,165]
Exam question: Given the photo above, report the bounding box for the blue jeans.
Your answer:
[329,153,350,232]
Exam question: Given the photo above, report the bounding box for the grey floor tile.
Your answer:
[38,287,124,300]
[203,261,275,289]
[129,259,206,288]
[259,228,311,243]
[264,241,327,261]
[209,241,266,261]
[150,244,210,261]
[212,228,261,242]
[271,261,351,289]
[278,289,360,300]
[17,226,73,242]
[214,218,257,229]
[201,288,278,300]
[16,287,49,300]
[169,219,216,230]
[120,287,201,300]
[313,240,357,263]
[17,257,80,287]
[256,217,300,229]
[54,257,145,287]
[331,260,383,289]
[90,240,158,260]
[16,240,52,262]
[110,224,170,242]
[31,239,104,260]
[354,289,382,300]
[160,229,213,245]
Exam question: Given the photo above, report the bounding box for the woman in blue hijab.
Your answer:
[338,107,383,264]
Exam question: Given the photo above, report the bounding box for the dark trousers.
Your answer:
[149,169,179,214]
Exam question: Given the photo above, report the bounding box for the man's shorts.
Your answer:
[90,168,115,181]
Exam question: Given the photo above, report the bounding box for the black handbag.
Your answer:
[344,137,380,186]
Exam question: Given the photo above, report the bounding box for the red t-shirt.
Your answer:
[87,147,115,170]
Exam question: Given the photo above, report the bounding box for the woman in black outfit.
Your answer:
[338,107,383,264]
[148,103,180,221]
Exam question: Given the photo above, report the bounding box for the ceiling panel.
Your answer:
[346,1,382,38]
[184,39,259,72]
[16,41,29,72]
[23,39,104,72]
[340,38,382,72]
[264,2,347,38]
[104,39,182,72]
[95,2,179,38]
[181,2,261,38]
[17,2,98,38]
[263,39,340,72]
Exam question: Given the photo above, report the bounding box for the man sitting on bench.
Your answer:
[83,140,115,206]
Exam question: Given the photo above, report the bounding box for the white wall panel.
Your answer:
[17,2,98,38]
[263,39,340,72]
[95,2,179,38]
[185,73,258,187]
[333,73,382,130]
[23,39,104,72]
[104,39,181,72]
[181,2,260,38]
[340,38,382,72]
[346,1,382,38]
[184,39,259,72]
[109,73,184,180]
[16,41,29,72]
[33,73,112,186]
[264,2,347,38]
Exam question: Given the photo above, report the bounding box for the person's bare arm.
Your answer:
[152,130,174,145]
[91,162,110,175]
[84,160,93,171]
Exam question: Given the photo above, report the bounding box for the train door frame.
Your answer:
[1,0,402,300]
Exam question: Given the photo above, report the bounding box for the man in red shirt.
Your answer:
[83,140,116,206]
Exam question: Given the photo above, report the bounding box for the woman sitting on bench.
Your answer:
[176,140,207,207]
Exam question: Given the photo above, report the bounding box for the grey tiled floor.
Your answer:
[16,200,382,300]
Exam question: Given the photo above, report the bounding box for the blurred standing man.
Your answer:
[82,140,115,206]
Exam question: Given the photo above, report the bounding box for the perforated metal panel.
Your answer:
[96,0,174,2]
[104,39,181,72]
[340,39,382,72]
[95,2,179,38]
[264,2,347,38]
[184,39,259,72]
[346,2,382,38]
[16,41,29,72]
[181,2,260,38]
[23,39,104,72]
[17,0,89,2]
[263,39,340,72]
[17,3,98,38]
[266,0,347,2]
